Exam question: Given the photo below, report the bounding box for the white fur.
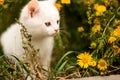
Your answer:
[1,0,59,70]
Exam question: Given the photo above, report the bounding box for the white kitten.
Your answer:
[1,0,60,70]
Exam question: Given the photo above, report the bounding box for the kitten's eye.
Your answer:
[57,20,60,24]
[45,22,51,27]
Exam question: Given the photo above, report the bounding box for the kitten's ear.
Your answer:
[28,0,39,18]
[48,0,57,4]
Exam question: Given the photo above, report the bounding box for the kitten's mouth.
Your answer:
[50,32,59,36]
[51,33,57,36]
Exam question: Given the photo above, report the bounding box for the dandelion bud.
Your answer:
[90,42,97,49]
[78,26,84,32]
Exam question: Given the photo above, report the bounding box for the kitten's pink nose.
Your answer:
[54,29,58,33]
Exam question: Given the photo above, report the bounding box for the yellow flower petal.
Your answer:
[94,4,106,16]
[96,11,102,16]
[56,3,62,11]
[108,37,116,44]
[96,5,106,13]
[84,63,89,68]
[111,26,120,37]
[94,3,99,10]
[92,25,101,33]
[61,0,71,4]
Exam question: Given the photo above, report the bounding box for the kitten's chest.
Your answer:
[31,37,54,51]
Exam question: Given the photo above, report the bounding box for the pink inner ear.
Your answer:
[28,0,39,18]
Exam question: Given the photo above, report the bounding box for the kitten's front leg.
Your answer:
[40,51,52,71]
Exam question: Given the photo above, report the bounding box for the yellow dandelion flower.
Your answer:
[94,4,106,16]
[77,52,93,68]
[0,0,4,5]
[90,60,96,67]
[108,37,116,44]
[97,59,108,71]
[61,0,71,4]
[90,42,97,49]
[94,18,100,24]
[94,3,99,10]
[96,5,106,13]
[92,25,101,33]
[111,26,120,37]
[78,26,84,32]
[104,0,109,6]
[56,3,62,11]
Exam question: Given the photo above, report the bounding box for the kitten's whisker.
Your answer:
[59,27,66,31]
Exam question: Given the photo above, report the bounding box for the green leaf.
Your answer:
[57,60,68,74]
[89,67,99,74]
[54,51,75,71]
[65,66,76,72]
[11,55,29,74]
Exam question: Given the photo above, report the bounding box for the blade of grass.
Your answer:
[89,67,99,74]
[11,55,29,73]
[54,51,75,71]
[57,60,68,74]
[65,66,76,72]
[3,70,13,79]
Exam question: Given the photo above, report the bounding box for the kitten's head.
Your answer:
[20,0,60,37]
